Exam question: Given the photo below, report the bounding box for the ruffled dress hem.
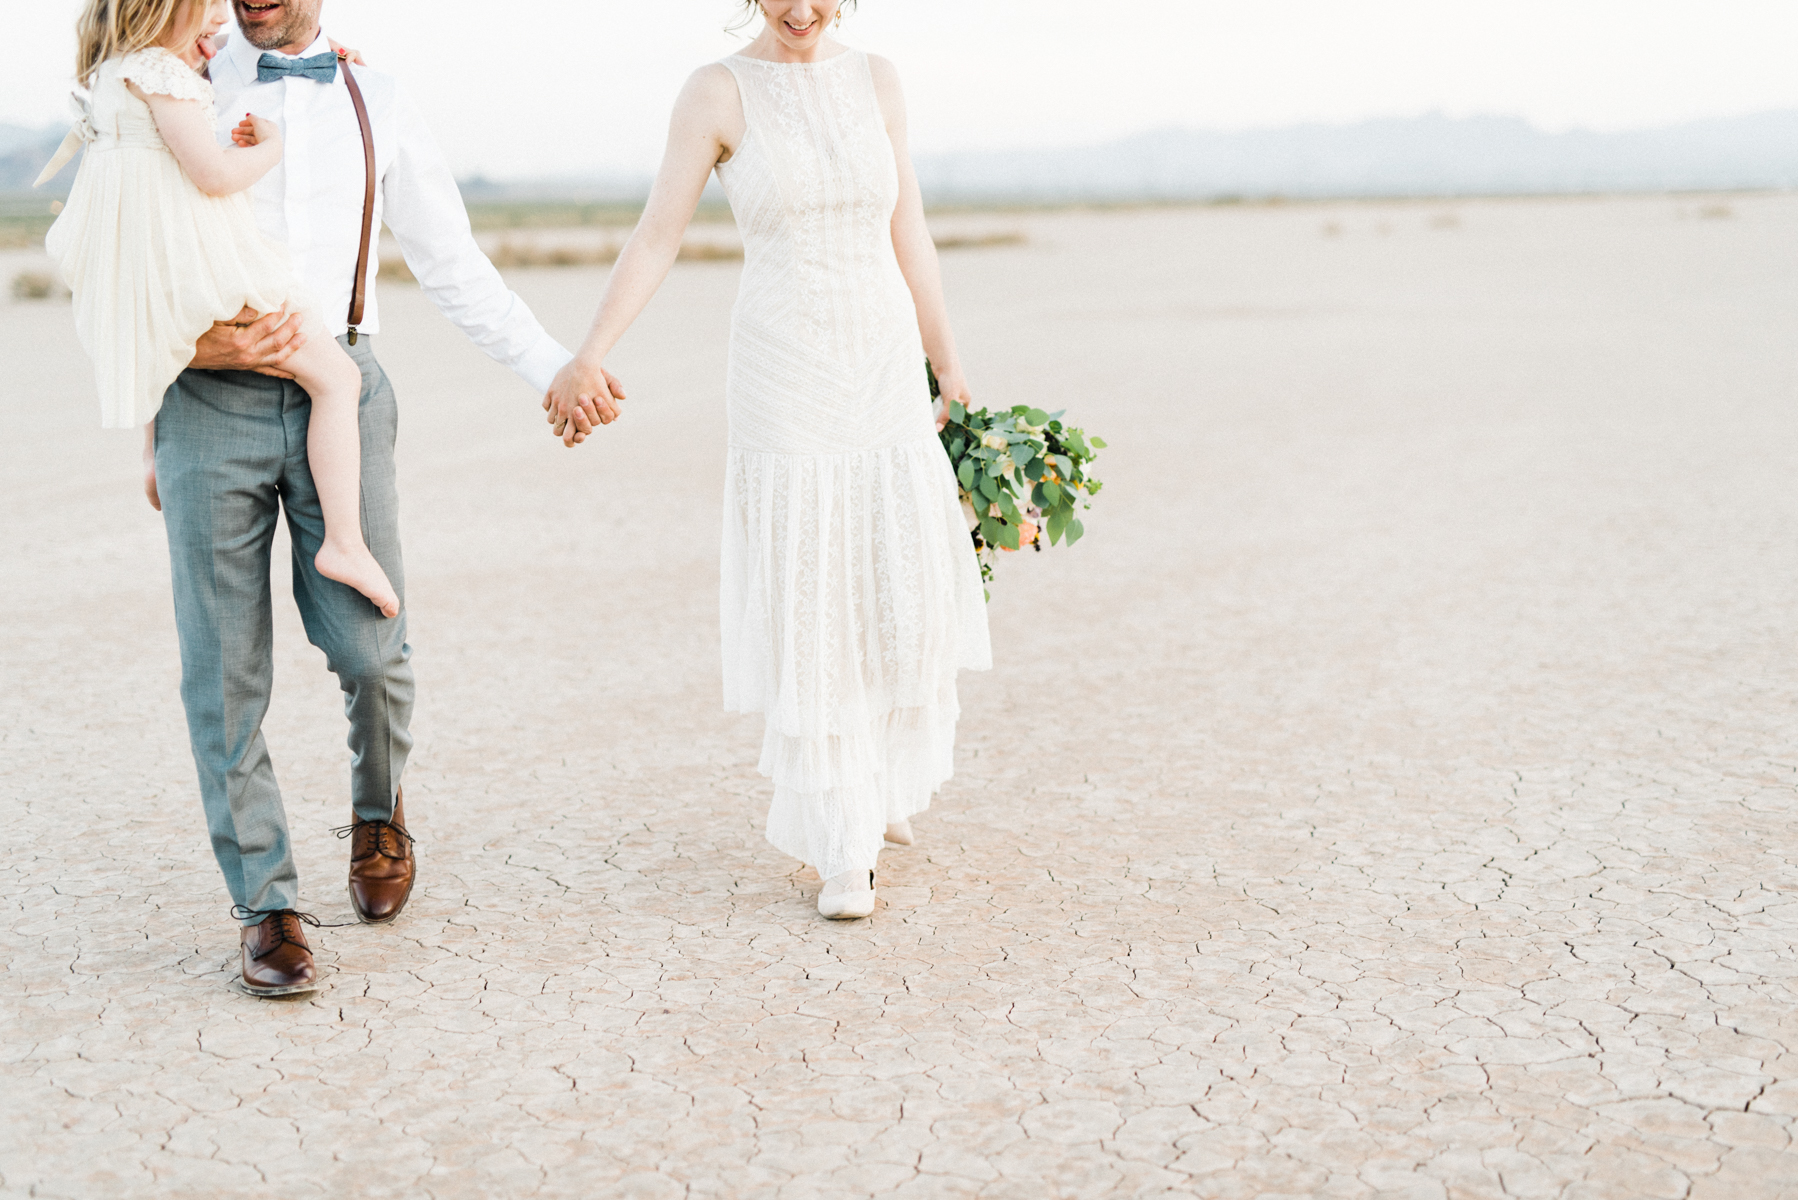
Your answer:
[720,436,991,879]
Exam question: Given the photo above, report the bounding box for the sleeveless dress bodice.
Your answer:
[712,50,990,881]
[717,51,928,455]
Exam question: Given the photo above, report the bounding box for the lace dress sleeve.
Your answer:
[118,48,215,105]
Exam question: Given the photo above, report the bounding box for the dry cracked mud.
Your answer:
[5,197,1798,1197]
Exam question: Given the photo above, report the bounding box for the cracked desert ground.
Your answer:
[6,195,1798,1198]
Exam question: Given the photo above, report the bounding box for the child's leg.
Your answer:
[283,326,400,618]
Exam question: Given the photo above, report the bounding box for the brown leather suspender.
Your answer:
[336,50,376,345]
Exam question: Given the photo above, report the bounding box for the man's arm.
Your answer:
[381,91,573,394]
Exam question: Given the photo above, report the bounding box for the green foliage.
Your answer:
[928,359,1105,596]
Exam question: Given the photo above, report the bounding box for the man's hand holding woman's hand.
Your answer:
[190,306,305,377]
[544,356,627,447]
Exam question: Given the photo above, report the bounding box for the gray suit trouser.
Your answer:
[155,335,413,922]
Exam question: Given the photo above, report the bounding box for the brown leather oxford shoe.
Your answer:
[346,789,416,925]
[239,911,322,997]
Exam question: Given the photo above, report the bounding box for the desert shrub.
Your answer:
[11,271,67,301]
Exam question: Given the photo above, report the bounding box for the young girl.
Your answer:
[45,0,399,618]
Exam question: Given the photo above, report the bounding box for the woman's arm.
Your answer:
[870,55,967,430]
[134,85,280,198]
[545,65,745,446]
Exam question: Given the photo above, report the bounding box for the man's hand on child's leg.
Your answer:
[191,306,305,378]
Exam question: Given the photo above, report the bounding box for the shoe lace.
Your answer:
[331,817,416,861]
[230,907,334,960]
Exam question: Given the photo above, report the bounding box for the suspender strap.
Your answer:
[337,51,376,345]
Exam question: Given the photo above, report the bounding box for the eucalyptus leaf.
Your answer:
[930,393,1104,593]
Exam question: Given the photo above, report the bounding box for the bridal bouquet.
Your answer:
[930,362,1106,592]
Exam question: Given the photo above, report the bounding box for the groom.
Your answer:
[159,0,613,996]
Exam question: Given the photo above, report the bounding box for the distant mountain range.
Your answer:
[0,123,66,193]
[8,109,1798,201]
[914,111,1798,201]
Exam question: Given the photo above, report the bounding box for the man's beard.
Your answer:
[234,3,317,50]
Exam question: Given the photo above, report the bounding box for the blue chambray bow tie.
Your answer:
[257,51,338,83]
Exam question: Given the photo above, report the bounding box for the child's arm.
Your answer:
[131,85,280,198]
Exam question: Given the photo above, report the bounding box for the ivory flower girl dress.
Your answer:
[47,46,306,428]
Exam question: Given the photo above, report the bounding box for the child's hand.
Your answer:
[143,423,161,512]
[231,114,280,149]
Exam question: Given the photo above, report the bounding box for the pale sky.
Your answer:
[7,1,1797,179]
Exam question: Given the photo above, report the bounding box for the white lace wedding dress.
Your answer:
[715,49,991,882]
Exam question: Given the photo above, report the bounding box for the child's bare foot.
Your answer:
[315,541,400,617]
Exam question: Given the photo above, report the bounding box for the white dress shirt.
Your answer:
[209,30,573,393]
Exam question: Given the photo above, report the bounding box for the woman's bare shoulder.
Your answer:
[675,62,744,121]
[863,53,905,126]
[863,53,902,88]
[670,61,746,151]
[864,53,905,110]
[685,61,742,100]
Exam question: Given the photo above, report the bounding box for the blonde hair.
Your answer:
[74,0,193,85]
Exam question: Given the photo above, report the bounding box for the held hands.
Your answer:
[190,305,306,377]
[230,114,279,149]
[544,357,628,447]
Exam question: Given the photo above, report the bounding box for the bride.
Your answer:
[546,0,990,919]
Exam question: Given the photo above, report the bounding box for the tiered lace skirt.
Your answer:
[721,435,992,879]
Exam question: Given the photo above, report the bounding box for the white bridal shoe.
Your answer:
[818,870,877,919]
[884,820,914,846]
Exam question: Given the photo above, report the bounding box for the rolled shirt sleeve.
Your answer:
[380,91,573,394]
